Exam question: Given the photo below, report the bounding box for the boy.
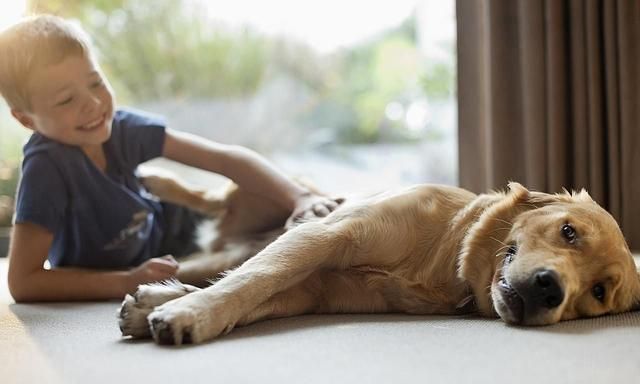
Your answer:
[0,15,339,302]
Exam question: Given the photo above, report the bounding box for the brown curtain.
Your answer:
[456,0,640,249]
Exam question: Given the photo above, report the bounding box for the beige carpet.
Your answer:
[2,257,640,384]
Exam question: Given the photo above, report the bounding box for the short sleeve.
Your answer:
[14,154,69,234]
[111,108,167,168]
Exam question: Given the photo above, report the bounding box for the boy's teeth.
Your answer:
[84,116,102,129]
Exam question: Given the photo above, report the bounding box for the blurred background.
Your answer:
[0,0,457,229]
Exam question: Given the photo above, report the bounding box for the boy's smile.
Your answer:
[12,54,115,162]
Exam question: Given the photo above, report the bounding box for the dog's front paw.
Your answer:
[118,293,154,338]
[118,281,200,339]
[147,293,233,345]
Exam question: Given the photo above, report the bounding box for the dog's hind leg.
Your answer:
[237,270,390,326]
[177,228,285,287]
[236,282,320,326]
[146,221,350,345]
[140,173,228,216]
[176,248,255,288]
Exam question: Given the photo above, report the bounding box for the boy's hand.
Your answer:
[286,194,345,229]
[126,255,179,292]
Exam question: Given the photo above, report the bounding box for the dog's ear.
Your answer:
[506,181,529,196]
[503,181,534,206]
[565,188,596,204]
[523,185,597,207]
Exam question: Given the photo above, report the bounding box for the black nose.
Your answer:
[523,269,564,310]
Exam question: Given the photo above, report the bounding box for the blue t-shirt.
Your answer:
[14,108,174,269]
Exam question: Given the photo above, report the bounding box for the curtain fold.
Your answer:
[456,0,640,249]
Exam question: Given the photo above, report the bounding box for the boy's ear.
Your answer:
[10,109,35,130]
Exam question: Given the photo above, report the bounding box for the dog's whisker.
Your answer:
[492,218,513,226]
[489,237,510,247]
[494,245,512,258]
[494,243,513,252]
[489,226,514,233]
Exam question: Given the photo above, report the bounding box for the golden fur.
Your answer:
[118,176,640,345]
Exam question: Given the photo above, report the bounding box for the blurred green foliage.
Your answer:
[0,105,28,227]
[0,160,19,226]
[330,18,423,142]
[0,116,27,163]
[420,61,455,100]
[29,0,267,102]
[24,0,454,143]
[0,1,455,224]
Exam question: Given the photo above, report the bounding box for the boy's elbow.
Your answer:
[10,293,33,303]
[9,287,30,303]
[8,275,36,303]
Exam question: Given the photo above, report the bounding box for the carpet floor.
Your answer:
[1,257,640,384]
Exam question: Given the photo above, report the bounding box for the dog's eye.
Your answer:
[592,283,606,303]
[504,244,517,264]
[561,224,577,243]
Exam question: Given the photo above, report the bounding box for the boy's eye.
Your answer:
[91,79,103,88]
[56,97,73,106]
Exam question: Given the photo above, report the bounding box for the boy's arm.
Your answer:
[7,223,178,302]
[162,129,337,214]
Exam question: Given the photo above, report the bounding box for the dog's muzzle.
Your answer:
[496,246,565,325]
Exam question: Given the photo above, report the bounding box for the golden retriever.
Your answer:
[118,176,640,345]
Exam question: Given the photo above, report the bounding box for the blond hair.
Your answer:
[0,14,93,111]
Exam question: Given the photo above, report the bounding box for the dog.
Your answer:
[118,176,640,345]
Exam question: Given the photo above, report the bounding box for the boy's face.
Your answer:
[12,54,115,151]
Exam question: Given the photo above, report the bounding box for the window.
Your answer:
[0,0,457,210]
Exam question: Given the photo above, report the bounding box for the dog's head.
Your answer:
[490,185,640,325]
